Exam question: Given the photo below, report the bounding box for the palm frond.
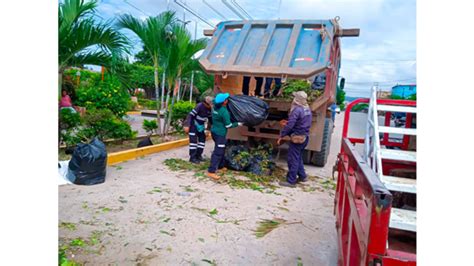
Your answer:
[117,11,177,67]
[59,0,97,33]
[60,18,129,70]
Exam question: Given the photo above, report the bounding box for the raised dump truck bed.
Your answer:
[199,19,359,166]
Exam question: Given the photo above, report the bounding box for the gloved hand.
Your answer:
[238,122,244,126]
[183,127,189,134]
[277,138,283,146]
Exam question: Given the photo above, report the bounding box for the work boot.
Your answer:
[279,181,296,188]
[297,176,308,183]
[197,155,206,162]
[190,158,201,164]
[218,167,228,171]
[206,172,221,181]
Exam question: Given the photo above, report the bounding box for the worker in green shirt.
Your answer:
[207,93,242,180]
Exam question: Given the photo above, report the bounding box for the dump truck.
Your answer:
[199,18,359,166]
[334,87,417,265]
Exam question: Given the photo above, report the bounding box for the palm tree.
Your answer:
[162,24,208,134]
[58,0,129,96]
[117,11,177,134]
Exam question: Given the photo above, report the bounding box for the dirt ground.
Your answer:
[58,112,347,266]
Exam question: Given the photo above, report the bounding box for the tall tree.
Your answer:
[117,11,177,134]
[58,0,129,96]
[134,46,153,65]
[162,24,208,134]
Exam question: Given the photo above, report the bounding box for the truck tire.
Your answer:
[302,150,312,164]
[312,118,333,167]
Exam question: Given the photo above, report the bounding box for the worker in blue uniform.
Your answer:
[277,91,313,187]
[184,96,213,164]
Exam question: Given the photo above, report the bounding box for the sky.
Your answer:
[93,0,416,97]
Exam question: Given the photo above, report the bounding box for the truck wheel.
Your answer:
[302,150,313,164]
[312,118,333,167]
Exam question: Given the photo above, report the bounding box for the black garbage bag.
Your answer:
[137,137,153,148]
[224,145,251,171]
[227,95,269,126]
[67,137,107,185]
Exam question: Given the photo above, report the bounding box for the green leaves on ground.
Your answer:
[297,257,303,266]
[164,158,286,192]
[69,238,85,247]
[202,259,217,265]
[59,222,77,231]
[208,208,218,215]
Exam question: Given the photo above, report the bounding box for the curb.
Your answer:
[107,138,189,165]
[126,111,141,115]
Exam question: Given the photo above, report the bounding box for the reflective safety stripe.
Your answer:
[225,124,232,128]
[196,115,206,121]
[189,143,197,146]
[198,142,205,145]
[189,132,196,136]
[217,144,226,148]
[189,147,197,150]
[198,145,205,148]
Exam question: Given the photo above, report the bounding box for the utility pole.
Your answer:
[190,21,197,103]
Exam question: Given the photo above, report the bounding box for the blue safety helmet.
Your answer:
[215,93,230,104]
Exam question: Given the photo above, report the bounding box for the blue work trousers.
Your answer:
[189,127,206,160]
[208,132,227,173]
[286,137,309,184]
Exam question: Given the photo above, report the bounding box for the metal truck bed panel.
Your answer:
[200,20,337,78]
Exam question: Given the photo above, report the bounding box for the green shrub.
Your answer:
[170,101,195,131]
[75,81,131,117]
[171,101,195,122]
[351,103,369,112]
[59,108,81,130]
[142,119,158,135]
[336,85,346,105]
[338,103,345,111]
[138,98,157,110]
[80,109,136,141]
[408,94,416,100]
[59,109,82,148]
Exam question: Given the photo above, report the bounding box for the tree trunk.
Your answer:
[154,66,162,135]
[165,80,180,135]
[190,71,194,103]
[162,80,173,135]
[160,71,166,110]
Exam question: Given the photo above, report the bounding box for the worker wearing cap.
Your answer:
[207,93,242,180]
[184,96,213,164]
[277,91,313,187]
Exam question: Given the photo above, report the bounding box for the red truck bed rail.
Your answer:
[335,98,416,265]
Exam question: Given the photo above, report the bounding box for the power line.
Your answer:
[123,0,150,16]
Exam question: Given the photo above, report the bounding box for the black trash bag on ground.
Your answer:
[227,95,269,126]
[67,137,107,185]
[224,145,251,171]
[137,137,153,148]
